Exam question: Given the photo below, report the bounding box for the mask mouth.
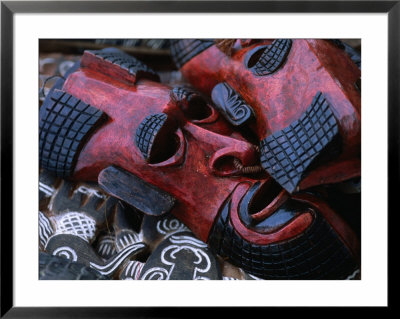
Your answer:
[247,179,288,221]
[238,179,310,233]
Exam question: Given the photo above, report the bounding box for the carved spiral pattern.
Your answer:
[52,246,78,262]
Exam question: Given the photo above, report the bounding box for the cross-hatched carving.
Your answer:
[91,49,159,81]
[260,92,339,193]
[39,90,107,177]
[56,212,97,242]
[250,39,292,76]
[170,39,214,68]
[135,113,168,160]
[171,86,197,102]
[208,199,358,279]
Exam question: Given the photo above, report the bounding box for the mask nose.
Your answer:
[183,122,259,177]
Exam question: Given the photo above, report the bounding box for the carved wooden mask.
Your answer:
[170,39,361,194]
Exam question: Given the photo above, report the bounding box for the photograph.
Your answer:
[38,38,361,281]
[2,1,395,314]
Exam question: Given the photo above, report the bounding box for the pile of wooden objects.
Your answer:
[39,39,361,280]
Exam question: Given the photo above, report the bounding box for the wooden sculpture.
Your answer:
[39,47,360,279]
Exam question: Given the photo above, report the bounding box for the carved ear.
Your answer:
[98,166,176,217]
[39,89,108,178]
[80,48,160,84]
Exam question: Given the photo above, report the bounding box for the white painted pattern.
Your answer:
[116,231,141,252]
[39,182,55,197]
[247,273,263,280]
[140,235,211,280]
[52,246,78,262]
[76,185,106,199]
[39,211,53,247]
[122,260,144,280]
[156,218,189,235]
[169,235,207,248]
[55,212,96,242]
[131,261,144,279]
[97,236,116,257]
[223,276,238,280]
[346,269,360,280]
[90,243,145,276]
[140,267,169,280]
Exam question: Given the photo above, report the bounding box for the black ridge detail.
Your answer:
[39,89,107,178]
[39,252,107,280]
[211,82,255,126]
[135,113,168,160]
[260,92,339,193]
[246,39,292,76]
[169,39,214,68]
[208,199,358,280]
[90,47,160,82]
[171,86,198,102]
[98,166,176,217]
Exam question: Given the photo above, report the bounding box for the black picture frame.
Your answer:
[1,1,396,317]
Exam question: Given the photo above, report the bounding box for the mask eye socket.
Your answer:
[244,39,292,76]
[184,95,212,121]
[135,113,180,164]
[246,45,268,69]
[171,87,217,123]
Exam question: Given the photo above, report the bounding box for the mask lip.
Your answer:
[190,104,219,124]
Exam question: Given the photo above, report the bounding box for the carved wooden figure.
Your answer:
[39,169,146,278]
[39,47,360,279]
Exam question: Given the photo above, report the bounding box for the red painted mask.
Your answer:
[39,47,360,279]
[170,39,361,193]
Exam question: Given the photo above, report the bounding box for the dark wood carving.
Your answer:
[98,166,176,217]
[39,89,107,178]
[39,252,107,280]
[169,39,214,69]
[80,48,160,84]
[45,233,146,277]
[208,192,359,279]
[113,202,143,253]
[211,82,255,126]
[139,231,222,280]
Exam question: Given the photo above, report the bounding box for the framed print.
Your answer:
[1,0,397,317]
